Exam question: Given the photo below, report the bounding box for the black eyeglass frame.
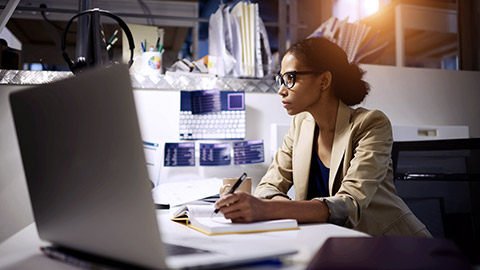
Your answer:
[275,71,321,90]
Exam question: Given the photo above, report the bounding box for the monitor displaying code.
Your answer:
[200,143,231,166]
[226,92,245,110]
[180,90,245,113]
[164,143,195,166]
[233,140,265,165]
[182,89,221,114]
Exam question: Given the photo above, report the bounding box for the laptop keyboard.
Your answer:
[165,243,211,256]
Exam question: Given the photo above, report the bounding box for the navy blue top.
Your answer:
[307,148,330,199]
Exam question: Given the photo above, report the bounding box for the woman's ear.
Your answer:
[320,71,332,91]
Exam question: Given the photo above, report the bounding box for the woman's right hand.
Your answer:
[215,192,330,224]
[214,192,268,223]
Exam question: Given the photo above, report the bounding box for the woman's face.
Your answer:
[278,53,322,115]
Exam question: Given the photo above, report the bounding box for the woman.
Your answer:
[214,37,431,236]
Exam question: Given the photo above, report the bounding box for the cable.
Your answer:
[40,3,76,35]
[136,0,156,26]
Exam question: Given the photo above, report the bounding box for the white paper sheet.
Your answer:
[152,177,222,206]
[143,141,162,186]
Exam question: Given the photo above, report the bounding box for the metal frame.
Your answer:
[395,4,458,67]
[0,0,20,33]
[0,69,278,93]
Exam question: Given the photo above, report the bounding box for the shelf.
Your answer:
[361,1,458,68]
[0,69,278,93]
[0,69,71,84]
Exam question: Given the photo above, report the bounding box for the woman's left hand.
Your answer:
[214,192,267,223]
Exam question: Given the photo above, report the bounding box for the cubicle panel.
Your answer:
[361,64,480,137]
[132,90,292,189]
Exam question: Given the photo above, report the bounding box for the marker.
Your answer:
[107,29,118,44]
[106,37,118,51]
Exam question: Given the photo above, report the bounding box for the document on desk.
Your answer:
[152,178,222,206]
[171,204,299,236]
[143,141,162,186]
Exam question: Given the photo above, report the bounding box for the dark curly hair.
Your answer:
[285,37,370,106]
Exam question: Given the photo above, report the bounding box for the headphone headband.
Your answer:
[61,8,135,73]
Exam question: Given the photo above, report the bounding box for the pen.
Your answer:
[213,172,247,214]
[155,37,160,50]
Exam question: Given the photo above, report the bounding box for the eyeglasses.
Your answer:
[275,71,320,90]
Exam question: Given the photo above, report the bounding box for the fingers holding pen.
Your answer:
[215,192,248,222]
[214,192,266,223]
[214,192,240,212]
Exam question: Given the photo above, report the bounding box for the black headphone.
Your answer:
[61,8,135,74]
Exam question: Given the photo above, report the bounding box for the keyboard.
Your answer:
[179,90,246,140]
[164,243,211,256]
[179,110,246,140]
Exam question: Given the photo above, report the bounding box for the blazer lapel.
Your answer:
[329,101,352,195]
[293,113,315,200]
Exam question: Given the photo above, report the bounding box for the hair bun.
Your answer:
[285,37,370,106]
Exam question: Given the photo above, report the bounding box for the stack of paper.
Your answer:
[152,178,222,206]
[209,2,271,78]
[309,16,388,64]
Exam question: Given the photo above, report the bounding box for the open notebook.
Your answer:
[171,205,299,236]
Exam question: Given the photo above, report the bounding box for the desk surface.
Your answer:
[0,210,367,270]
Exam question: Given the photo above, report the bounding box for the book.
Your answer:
[171,204,299,236]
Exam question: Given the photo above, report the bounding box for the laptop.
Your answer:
[9,65,296,269]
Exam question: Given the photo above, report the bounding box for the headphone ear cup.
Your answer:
[71,57,88,74]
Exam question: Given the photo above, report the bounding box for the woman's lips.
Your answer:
[282,101,291,108]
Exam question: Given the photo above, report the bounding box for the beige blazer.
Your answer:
[255,101,430,236]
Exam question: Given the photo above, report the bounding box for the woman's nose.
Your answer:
[278,85,288,96]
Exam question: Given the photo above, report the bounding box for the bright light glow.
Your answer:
[362,0,379,17]
[333,0,380,22]
[30,63,43,71]
[333,0,359,22]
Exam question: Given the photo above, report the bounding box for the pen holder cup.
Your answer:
[132,51,162,76]
[219,177,252,197]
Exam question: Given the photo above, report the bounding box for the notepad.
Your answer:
[171,204,299,236]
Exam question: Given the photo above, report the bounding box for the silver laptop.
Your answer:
[9,65,296,269]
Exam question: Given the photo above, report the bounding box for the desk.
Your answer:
[0,210,368,269]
